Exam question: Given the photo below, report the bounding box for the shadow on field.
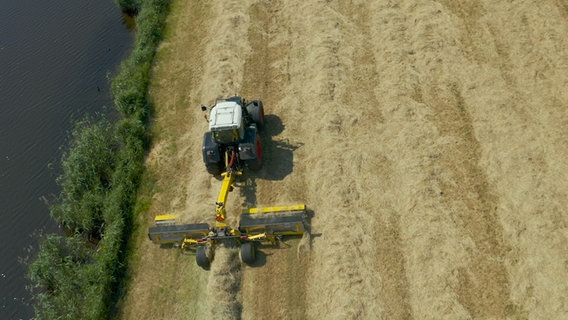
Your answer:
[238,114,302,207]
[257,114,303,181]
[245,248,269,268]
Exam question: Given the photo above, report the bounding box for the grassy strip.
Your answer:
[27,1,169,319]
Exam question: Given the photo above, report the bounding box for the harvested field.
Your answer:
[119,1,568,319]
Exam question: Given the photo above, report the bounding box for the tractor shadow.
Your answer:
[257,114,303,181]
[238,114,302,207]
[235,114,313,268]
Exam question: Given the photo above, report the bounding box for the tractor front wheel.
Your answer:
[247,100,265,131]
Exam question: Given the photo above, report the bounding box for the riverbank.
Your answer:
[27,1,169,319]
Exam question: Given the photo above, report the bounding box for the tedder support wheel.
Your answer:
[240,242,256,265]
[196,246,211,270]
[247,101,265,131]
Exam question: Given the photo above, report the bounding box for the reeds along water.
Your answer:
[0,0,132,318]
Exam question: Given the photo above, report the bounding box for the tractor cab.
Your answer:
[208,100,245,145]
[202,96,264,175]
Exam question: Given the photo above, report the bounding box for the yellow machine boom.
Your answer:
[214,170,240,225]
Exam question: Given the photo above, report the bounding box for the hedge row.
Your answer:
[28,1,170,319]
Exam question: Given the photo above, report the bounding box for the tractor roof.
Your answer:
[209,101,242,131]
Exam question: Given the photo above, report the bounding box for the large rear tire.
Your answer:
[247,101,265,131]
[205,162,223,176]
[196,246,211,270]
[240,242,256,265]
[202,132,223,176]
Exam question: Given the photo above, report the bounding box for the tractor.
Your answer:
[201,96,264,175]
[148,96,308,270]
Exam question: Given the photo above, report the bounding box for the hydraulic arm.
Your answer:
[215,171,238,224]
[215,150,241,225]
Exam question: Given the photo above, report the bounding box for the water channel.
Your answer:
[0,0,133,317]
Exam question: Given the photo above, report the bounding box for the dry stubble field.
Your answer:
[119,1,568,319]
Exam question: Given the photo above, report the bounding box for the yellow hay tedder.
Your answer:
[148,97,308,269]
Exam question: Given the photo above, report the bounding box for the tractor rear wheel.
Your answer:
[247,101,265,131]
[240,242,256,265]
[196,246,211,270]
[205,162,223,176]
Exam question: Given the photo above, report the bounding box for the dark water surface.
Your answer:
[0,0,133,318]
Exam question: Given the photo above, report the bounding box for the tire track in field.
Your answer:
[333,2,413,319]
[368,3,470,317]
[412,4,516,317]
[368,1,522,318]
[436,1,568,318]
[453,1,568,318]
[239,1,309,319]
[266,2,388,318]
[420,81,515,318]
